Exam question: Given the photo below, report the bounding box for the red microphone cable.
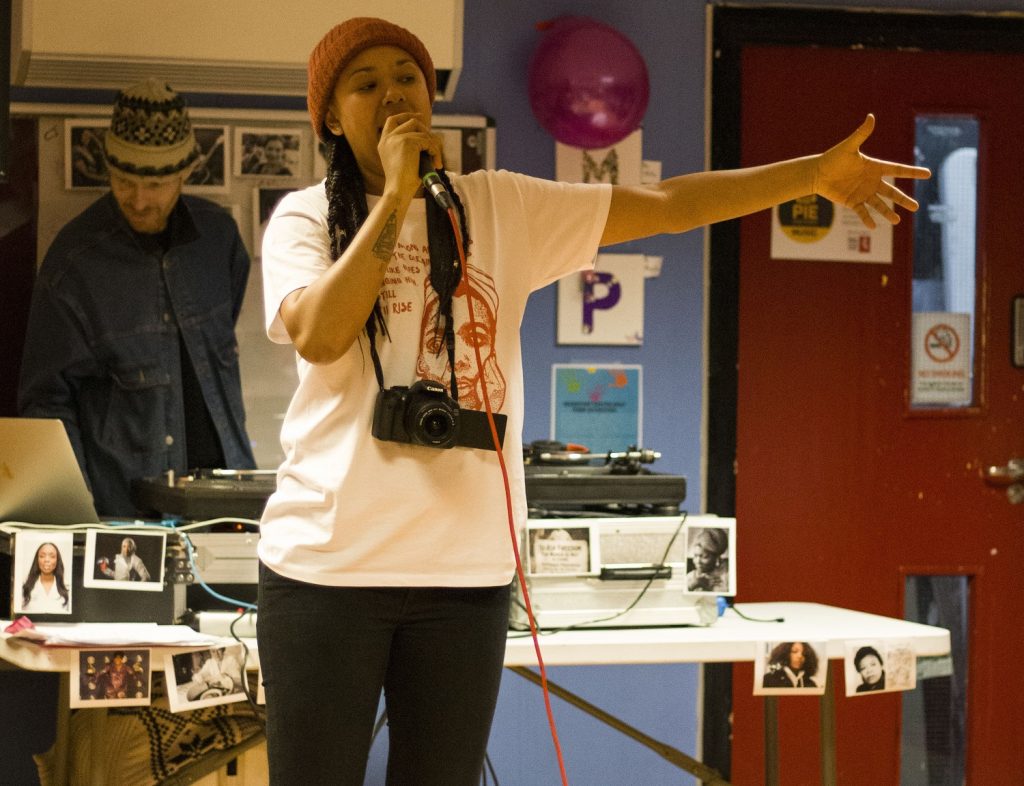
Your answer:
[446,206,570,786]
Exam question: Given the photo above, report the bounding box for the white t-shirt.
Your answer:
[259,169,611,587]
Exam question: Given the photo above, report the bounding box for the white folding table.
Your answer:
[2,602,951,786]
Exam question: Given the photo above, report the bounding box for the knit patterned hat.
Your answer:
[307,17,436,142]
[104,78,199,176]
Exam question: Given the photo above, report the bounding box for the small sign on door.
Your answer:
[911,312,972,406]
[769,180,895,264]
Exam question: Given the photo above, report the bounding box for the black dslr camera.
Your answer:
[372,380,507,451]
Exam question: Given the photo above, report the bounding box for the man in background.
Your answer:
[18,78,255,516]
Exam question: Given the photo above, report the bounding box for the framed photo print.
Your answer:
[64,120,111,190]
[184,124,230,192]
[11,529,74,616]
[683,518,736,596]
[844,639,917,696]
[754,640,828,696]
[165,645,248,712]
[71,648,152,708]
[234,127,307,179]
[83,529,167,591]
[526,526,592,576]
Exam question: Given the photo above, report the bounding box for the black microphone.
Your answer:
[419,152,453,210]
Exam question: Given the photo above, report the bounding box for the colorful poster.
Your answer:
[550,364,642,453]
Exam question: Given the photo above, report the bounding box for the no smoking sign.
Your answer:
[924,323,961,363]
[912,313,971,405]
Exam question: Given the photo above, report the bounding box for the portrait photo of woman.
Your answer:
[758,641,825,694]
[685,526,730,593]
[843,639,916,696]
[13,531,74,615]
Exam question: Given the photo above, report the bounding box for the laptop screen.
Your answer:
[0,417,101,525]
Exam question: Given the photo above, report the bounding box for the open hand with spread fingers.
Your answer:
[813,113,931,229]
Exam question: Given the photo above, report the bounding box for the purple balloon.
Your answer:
[528,16,650,149]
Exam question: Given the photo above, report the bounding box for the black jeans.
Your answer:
[257,564,511,786]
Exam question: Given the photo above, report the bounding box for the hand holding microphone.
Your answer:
[419,152,453,210]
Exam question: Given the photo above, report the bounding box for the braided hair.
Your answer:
[324,135,471,358]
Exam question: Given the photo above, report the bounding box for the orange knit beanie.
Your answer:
[307,17,436,142]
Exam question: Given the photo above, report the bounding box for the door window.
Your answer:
[911,116,979,409]
[902,575,969,785]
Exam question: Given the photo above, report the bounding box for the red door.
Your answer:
[729,46,1024,784]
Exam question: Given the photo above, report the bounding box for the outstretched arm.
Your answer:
[600,113,930,246]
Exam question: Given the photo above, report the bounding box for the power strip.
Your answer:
[194,609,258,638]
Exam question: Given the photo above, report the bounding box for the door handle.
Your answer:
[985,458,1024,485]
[985,459,1024,504]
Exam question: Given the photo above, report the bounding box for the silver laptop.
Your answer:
[0,417,101,525]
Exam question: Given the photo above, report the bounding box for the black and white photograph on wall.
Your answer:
[252,186,299,258]
[234,128,306,179]
[683,519,736,595]
[64,120,110,190]
[83,529,166,591]
[11,529,74,616]
[164,645,248,712]
[71,648,152,708]
[844,639,917,696]
[754,640,828,695]
[183,124,229,192]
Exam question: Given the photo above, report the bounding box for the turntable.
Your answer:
[523,440,686,516]
[131,469,276,520]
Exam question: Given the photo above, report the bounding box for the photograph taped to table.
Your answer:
[844,638,917,696]
[71,648,152,708]
[754,640,828,695]
[165,645,248,712]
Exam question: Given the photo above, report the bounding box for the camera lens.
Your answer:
[422,412,451,439]
[410,404,457,447]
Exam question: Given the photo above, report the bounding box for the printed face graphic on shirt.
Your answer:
[415,264,506,412]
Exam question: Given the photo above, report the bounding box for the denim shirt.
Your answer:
[18,193,256,516]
